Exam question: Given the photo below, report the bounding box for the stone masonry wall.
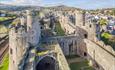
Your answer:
[84,39,115,70]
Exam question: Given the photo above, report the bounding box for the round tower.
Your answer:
[9,19,28,70]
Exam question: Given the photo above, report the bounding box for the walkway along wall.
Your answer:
[84,39,115,70]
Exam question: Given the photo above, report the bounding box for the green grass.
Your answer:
[66,55,80,59]
[101,32,111,44]
[54,23,65,36]
[0,25,8,33]
[0,17,11,22]
[0,54,9,70]
[84,67,94,70]
[101,32,115,50]
[101,32,111,39]
[70,60,94,70]
[0,17,8,21]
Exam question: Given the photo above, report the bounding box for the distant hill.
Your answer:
[0,3,82,11]
[43,5,82,11]
[0,3,114,12]
[0,3,41,11]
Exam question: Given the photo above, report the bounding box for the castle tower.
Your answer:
[75,11,84,27]
[26,10,41,46]
[9,18,28,70]
[9,10,41,70]
[26,10,33,31]
[20,16,25,26]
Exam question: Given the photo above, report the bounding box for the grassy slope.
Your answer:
[0,54,9,70]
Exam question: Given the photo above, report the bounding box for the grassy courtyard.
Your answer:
[54,23,65,36]
[0,54,9,70]
[66,55,95,70]
[70,60,94,70]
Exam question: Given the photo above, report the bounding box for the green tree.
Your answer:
[99,18,107,25]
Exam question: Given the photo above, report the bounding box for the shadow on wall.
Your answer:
[36,56,57,70]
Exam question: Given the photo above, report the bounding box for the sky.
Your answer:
[0,0,115,9]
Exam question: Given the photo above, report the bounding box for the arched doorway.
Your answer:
[36,56,57,70]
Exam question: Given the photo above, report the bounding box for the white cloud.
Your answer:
[1,0,42,6]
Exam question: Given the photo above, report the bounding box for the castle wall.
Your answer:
[59,15,75,35]
[84,39,115,70]
[9,27,28,70]
[27,17,41,46]
[9,10,41,70]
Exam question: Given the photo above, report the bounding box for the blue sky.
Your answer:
[0,0,115,9]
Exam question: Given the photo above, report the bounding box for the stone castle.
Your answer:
[9,9,115,70]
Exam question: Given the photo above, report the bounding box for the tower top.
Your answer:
[26,10,32,16]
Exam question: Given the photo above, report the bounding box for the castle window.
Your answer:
[89,24,92,28]
[10,48,13,54]
[13,60,15,64]
[84,34,88,38]
[32,37,33,40]
[69,42,73,54]
[84,52,87,56]
[83,21,85,26]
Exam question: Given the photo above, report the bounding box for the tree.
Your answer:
[99,18,107,25]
